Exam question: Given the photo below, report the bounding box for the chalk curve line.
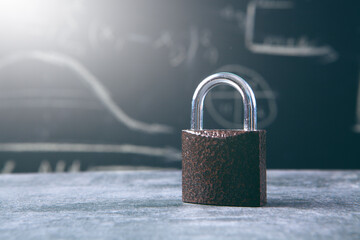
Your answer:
[0,51,173,134]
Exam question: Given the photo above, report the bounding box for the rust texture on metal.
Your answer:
[182,130,266,207]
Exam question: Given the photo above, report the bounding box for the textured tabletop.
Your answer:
[0,170,359,240]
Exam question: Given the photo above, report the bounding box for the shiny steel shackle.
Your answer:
[191,72,257,131]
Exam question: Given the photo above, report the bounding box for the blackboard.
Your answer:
[0,0,358,173]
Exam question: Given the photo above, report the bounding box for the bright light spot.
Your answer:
[0,0,56,28]
[0,0,83,42]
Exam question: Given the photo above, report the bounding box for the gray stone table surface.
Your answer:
[0,170,359,240]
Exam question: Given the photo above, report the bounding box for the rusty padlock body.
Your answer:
[182,72,266,207]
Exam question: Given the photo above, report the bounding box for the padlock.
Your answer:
[182,72,266,207]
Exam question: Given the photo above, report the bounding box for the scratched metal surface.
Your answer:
[0,170,359,240]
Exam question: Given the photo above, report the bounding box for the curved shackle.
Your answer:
[191,72,257,131]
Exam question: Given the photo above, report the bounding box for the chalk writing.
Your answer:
[245,0,338,62]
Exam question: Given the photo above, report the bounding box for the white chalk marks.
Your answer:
[1,160,15,174]
[245,1,337,62]
[0,51,173,134]
[0,142,180,173]
[89,21,219,67]
[0,143,181,161]
[38,159,80,173]
[206,64,277,129]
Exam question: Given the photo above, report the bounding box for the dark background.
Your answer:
[0,0,358,173]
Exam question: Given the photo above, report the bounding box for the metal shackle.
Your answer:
[191,72,257,131]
